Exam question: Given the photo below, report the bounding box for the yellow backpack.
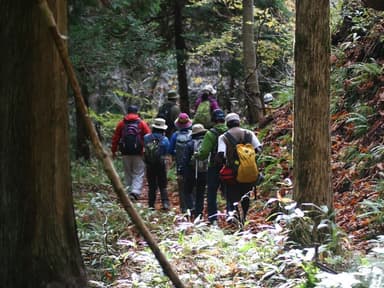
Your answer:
[224,131,259,183]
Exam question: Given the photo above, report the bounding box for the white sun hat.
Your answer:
[152,118,168,130]
[202,84,217,95]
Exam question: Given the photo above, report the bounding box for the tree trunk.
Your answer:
[293,0,333,209]
[0,1,87,287]
[174,0,190,114]
[76,86,91,160]
[363,0,384,10]
[242,0,264,124]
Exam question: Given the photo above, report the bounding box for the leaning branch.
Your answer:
[37,1,185,287]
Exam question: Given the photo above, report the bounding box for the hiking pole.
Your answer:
[195,159,198,179]
[37,2,185,287]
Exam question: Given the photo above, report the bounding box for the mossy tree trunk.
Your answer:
[0,1,87,287]
[242,0,264,124]
[293,0,333,209]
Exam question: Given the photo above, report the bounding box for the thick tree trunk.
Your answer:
[293,0,333,208]
[242,0,264,125]
[0,1,86,287]
[174,0,190,114]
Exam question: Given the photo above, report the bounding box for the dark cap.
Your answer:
[212,109,225,122]
[127,105,139,114]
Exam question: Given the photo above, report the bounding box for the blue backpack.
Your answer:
[192,137,208,173]
[144,135,164,164]
[175,130,192,170]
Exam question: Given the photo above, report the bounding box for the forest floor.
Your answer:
[76,99,383,287]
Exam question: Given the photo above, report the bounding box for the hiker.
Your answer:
[216,112,262,223]
[193,84,220,129]
[168,113,193,213]
[157,90,181,138]
[181,124,208,220]
[194,109,227,225]
[143,118,171,210]
[263,93,274,117]
[111,105,151,200]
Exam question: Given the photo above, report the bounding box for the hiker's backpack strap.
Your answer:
[209,127,219,137]
[243,130,252,144]
[224,131,238,147]
[223,132,239,169]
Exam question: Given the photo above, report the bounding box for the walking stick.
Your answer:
[195,159,198,180]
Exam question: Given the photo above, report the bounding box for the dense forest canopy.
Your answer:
[68,0,293,117]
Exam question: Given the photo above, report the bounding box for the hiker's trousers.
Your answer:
[122,155,145,196]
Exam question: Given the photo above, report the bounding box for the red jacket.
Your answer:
[111,113,151,155]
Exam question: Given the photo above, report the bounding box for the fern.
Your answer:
[346,112,369,137]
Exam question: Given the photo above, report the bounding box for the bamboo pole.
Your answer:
[37,1,185,287]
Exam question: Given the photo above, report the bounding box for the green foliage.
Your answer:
[330,2,383,114]
[188,1,293,91]
[374,179,384,197]
[298,262,319,288]
[258,154,284,193]
[348,60,383,87]
[69,0,168,115]
[345,112,369,138]
[330,64,348,114]
[88,110,122,142]
[274,86,294,106]
[72,159,111,185]
[72,156,384,287]
[316,236,384,288]
[266,200,347,255]
[359,199,384,227]
[74,190,131,282]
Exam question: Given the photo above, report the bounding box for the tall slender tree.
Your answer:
[293,0,333,209]
[242,0,264,124]
[0,1,87,286]
[174,0,190,114]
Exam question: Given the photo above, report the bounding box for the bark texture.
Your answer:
[0,1,86,287]
[242,0,264,124]
[293,0,333,208]
[174,0,190,114]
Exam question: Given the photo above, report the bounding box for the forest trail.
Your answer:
[113,99,382,253]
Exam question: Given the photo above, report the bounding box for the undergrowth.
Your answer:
[72,160,383,288]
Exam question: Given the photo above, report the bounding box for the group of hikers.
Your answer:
[111,84,263,225]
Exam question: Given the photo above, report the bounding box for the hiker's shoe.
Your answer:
[129,193,139,202]
[209,220,218,227]
[162,202,170,211]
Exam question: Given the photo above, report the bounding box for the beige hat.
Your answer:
[152,118,168,130]
[191,124,207,135]
[225,112,240,124]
